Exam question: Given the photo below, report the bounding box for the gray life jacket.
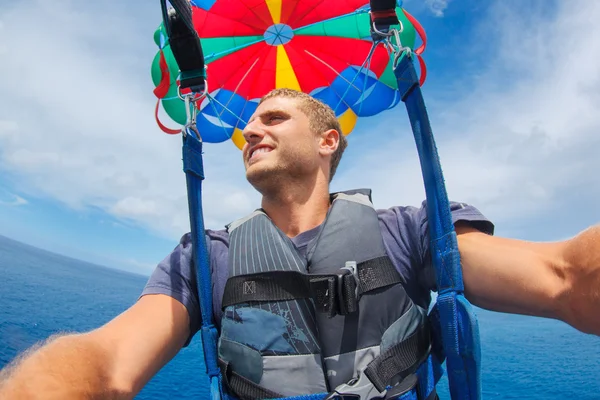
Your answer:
[218,189,432,399]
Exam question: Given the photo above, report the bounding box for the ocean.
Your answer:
[0,234,599,399]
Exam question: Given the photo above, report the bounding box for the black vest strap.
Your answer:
[221,256,403,318]
[365,323,431,392]
[218,359,283,400]
[357,256,403,293]
[222,270,343,317]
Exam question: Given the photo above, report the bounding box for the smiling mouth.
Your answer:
[248,147,273,162]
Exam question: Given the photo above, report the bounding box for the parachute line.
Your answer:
[206,94,248,132]
[216,57,260,120]
[203,9,372,63]
[205,37,267,62]
[153,1,422,141]
[290,8,369,34]
[356,45,376,115]
[206,95,233,139]
[303,51,362,91]
[333,42,378,114]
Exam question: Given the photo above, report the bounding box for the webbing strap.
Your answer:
[160,0,206,91]
[182,132,223,400]
[161,0,195,33]
[219,359,283,400]
[221,256,402,317]
[369,0,400,26]
[357,256,402,292]
[163,0,220,396]
[364,324,431,392]
[221,270,345,311]
[384,351,443,400]
[393,54,481,400]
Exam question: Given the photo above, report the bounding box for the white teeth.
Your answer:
[250,147,271,159]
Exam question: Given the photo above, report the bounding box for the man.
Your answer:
[0,89,598,399]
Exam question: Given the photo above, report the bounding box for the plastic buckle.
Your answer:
[336,261,359,315]
[324,371,387,400]
[310,262,360,317]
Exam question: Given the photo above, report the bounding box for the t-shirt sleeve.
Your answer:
[140,229,230,346]
[379,201,494,307]
[418,201,494,293]
[140,233,201,346]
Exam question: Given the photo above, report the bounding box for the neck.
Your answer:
[261,175,331,238]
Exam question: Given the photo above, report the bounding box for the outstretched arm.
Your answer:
[0,294,191,399]
[456,222,600,335]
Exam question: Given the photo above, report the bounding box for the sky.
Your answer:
[0,0,599,275]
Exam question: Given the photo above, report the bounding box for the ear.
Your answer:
[318,128,339,157]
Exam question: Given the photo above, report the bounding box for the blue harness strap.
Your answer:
[160,0,223,398]
[182,130,224,400]
[393,54,482,400]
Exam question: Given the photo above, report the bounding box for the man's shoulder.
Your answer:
[204,229,230,267]
[205,228,229,244]
[375,201,494,235]
[178,229,230,247]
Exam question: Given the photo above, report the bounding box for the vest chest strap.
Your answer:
[222,255,402,318]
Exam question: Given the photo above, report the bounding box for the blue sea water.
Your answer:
[1,234,599,399]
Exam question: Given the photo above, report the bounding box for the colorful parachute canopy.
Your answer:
[151,0,425,149]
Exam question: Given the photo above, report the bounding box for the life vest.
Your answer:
[217,189,443,400]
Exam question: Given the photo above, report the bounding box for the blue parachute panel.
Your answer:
[310,86,351,117]
[330,66,399,117]
[196,89,253,142]
[191,0,217,11]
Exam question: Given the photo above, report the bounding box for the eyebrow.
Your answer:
[248,108,290,124]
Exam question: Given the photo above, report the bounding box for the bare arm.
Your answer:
[0,294,191,399]
[456,222,600,335]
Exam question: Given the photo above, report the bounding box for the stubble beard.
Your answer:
[246,153,312,198]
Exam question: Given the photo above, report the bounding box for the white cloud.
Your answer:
[0,193,28,207]
[425,0,450,17]
[0,0,258,239]
[110,197,160,219]
[0,120,18,136]
[0,0,597,247]
[335,0,600,239]
[404,0,451,17]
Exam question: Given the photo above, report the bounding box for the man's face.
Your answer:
[242,96,321,191]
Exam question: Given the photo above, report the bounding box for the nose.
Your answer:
[242,119,266,145]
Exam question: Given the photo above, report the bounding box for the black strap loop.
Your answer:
[161,1,206,92]
[369,0,400,31]
[365,323,431,392]
[218,359,283,400]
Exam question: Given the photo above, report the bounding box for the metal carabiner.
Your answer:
[182,93,199,138]
[389,29,412,70]
[371,19,404,38]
